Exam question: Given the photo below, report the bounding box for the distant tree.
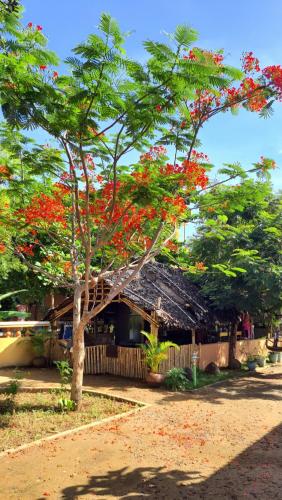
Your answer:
[186,168,282,366]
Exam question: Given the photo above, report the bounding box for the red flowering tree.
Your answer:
[0,6,281,405]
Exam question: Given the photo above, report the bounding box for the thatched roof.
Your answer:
[45,262,210,330]
[105,262,209,329]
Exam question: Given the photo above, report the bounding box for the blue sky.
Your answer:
[21,0,282,190]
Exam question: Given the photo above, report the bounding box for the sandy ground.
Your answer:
[0,366,281,499]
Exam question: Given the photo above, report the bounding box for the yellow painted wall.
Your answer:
[0,338,34,368]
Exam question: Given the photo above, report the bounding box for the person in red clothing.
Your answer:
[242,311,251,339]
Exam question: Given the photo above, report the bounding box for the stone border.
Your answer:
[0,386,150,459]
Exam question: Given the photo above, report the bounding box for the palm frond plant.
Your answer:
[30,331,50,367]
[140,331,179,387]
[140,331,179,372]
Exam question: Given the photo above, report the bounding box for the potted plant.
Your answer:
[140,331,179,387]
[246,355,257,371]
[269,351,278,363]
[255,354,266,367]
[255,347,267,367]
[30,332,49,367]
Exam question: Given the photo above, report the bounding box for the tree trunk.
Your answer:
[229,321,238,369]
[70,287,84,409]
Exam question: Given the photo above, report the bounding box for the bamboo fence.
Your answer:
[84,344,193,379]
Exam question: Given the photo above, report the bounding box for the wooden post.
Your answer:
[50,290,55,309]
[150,311,159,337]
[191,328,196,346]
[48,319,57,367]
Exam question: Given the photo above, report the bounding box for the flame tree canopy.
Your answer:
[0,8,281,288]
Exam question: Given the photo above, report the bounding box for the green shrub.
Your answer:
[5,379,21,396]
[54,360,73,389]
[140,331,179,373]
[5,370,22,396]
[57,398,76,412]
[31,332,49,357]
[164,368,190,391]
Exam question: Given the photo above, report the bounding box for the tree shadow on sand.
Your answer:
[60,423,282,499]
[158,369,282,405]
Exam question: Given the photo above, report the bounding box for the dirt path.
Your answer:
[0,366,281,499]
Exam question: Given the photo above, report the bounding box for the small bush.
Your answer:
[5,370,22,396]
[54,360,73,389]
[57,398,76,412]
[5,380,20,396]
[31,332,49,357]
[164,368,190,391]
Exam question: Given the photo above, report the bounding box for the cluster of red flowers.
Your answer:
[131,170,150,184]
[16,244,34,256]
[0,243,6,253]
[160,195,186,221]
[140,145,166,163]
[59,171,72,183]
[159,159,208,189]
[182,160,209,189]
[165,240,178,252]
[213,53,224,65]
[186,49,282,120]
[240,78,267,111]
[54,182,71,196]
[183,50,196,61]
[224,86,240,103]
[194,261,206,271]
[17,193,67,228]
[257,156,277,171]
[63,261,72,275]
[27,23,42,31]
[263,65,282,99]
[184,49,224,66]
[190,74,269,120]
[190,90,220,121]
[85,154,95,170]
[190,150,209,162]
[15,137,210,259]
[242,52,260,73]
[38,66,58,80]
[0,165,11,179]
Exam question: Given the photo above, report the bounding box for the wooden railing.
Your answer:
[53,339,268,379]
[84,344,193,379]
[84,345,147,379]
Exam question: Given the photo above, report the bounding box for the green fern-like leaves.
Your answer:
[174,24,198,47]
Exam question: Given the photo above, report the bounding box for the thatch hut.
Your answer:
[46,262,210,347]
[46,263,211,378]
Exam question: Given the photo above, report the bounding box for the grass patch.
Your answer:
[183,367,246,390]
[186,368,246,390]
[0,389,136,452]
[164,367,249,392]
